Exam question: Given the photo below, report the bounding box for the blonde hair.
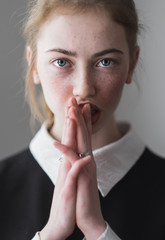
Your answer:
[23,0,140,127]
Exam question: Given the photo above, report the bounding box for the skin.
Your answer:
[27,8,139,240]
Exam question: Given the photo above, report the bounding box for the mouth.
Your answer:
[79,102,102,125]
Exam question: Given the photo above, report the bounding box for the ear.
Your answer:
[33,69,41,85]
[26,46,32,66]
[26,46,40,85]
[126,46,140,84]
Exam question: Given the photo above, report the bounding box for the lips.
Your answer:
[78,102,101,125]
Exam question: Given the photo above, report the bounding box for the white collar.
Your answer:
[29,122,145,197]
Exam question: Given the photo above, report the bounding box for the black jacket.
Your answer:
[0,148,165,240]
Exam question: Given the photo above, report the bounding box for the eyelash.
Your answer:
[51,58,70,68]
[50,58,118,69]
[96,58,118,67]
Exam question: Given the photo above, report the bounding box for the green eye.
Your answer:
[100,59,112,66]
[96,58,116,68]
[54,59,68,67]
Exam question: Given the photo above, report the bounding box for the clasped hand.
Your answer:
[40,97,106,240]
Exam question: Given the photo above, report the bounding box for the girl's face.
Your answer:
[32,9,138,142]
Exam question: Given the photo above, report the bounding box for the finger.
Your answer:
[64,117,77,150]
[65,155,91,189]
[82,104,92,139]
[54,141,79,164]
[73,98,92,150]
[58,156,92,224]
[55,117,76,181]
[61,108,69,144]
[68,104,90,154]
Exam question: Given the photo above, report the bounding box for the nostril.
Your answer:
[73,81,96,98]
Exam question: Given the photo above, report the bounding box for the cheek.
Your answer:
[37,67,71,111]
[98,72,126,108]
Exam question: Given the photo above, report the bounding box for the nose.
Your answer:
[72,67,96,99]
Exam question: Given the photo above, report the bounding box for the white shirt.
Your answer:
[30,122,145,240]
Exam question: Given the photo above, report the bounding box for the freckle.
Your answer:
[93,35,97,40]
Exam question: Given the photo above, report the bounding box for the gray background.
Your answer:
[0,0,165,160]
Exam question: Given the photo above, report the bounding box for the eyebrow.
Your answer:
[45,48,124,58]
[93,48,124,58]
[45,48,77,57]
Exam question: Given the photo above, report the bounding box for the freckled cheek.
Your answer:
[98,74,126,107]
[39,71,72,110]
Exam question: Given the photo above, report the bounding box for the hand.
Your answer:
[40,107,90,240]
[69,98,106,239]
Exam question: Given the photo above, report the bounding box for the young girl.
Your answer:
[0,0,165,240]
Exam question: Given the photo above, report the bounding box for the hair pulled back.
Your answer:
[23,0,140,126]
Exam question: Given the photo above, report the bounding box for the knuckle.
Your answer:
[61,189,70,203]
[63,146,72,156]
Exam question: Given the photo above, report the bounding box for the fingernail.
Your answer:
[72,97,77,106]
[68,97,73,107]
[87,104,91,113]
[67,117,71,126]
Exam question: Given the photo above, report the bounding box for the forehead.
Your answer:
[37,9,128,54]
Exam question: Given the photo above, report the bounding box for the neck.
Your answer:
[91,116,122,150]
